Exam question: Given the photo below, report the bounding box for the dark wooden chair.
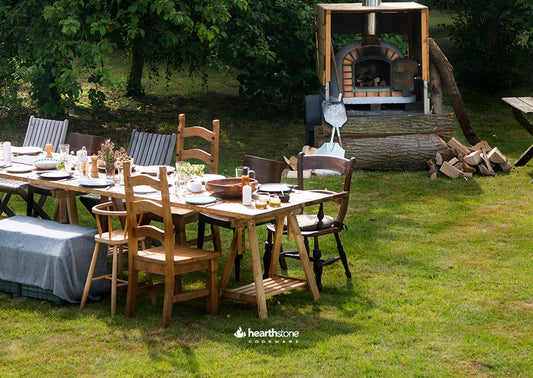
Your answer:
[68,132,107,156]
[0,116,68,218]
[197,155,285,280]
[123,162,220,327]
[263,152,356,290]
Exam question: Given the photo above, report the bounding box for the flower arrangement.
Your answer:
[98,139,130,176]
[176,161,205,178]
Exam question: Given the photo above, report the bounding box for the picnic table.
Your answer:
[502,97,533,166]
[0,154,340,318]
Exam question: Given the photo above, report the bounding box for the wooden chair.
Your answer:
[68,132,107,156]
[173,113,220,245]
[80,202,131,315]
[0,116,68,217]
[197,155,285,280]
[176,113,219,173]
[123,162,220,327]
[263,152,356,290]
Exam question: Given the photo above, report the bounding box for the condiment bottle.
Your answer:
[77,147,88,178]
[90,155,99,178]
[242,184,252,206]
[3,141,11,164]
[241,166,250,186]
[45,143,53,158]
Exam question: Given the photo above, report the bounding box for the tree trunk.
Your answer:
[428,38,481,145]
[126,44,145,97]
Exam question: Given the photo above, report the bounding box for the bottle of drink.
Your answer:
[241,166,250,186]
[241,166,252,205]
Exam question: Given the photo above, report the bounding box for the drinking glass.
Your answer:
[175,171,188,198]
[235,167,255,179]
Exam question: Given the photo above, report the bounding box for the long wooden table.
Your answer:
[0,161,339,318]
[502,97,533,166]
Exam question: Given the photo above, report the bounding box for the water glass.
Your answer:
[175,171,188,198]
[59,144,69,159]
[235,167,256,179]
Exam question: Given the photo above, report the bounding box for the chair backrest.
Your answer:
[297,152,356,223]
[243,155,285,184]
[123,161,175,267]
[92,201,128,241]
[176,113,219,174]
[127,129,177,166]
[68,132,107,156]
[23,115,68,152]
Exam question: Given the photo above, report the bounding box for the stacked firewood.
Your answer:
[427,137,512,179]
[282,146,315,179]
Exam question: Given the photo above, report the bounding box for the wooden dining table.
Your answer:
[0,157,340,318]
[502,97,533,166]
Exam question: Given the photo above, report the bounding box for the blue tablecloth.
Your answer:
[0,215,109,303]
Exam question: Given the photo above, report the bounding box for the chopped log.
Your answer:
[462,162,477,174]
[464,150,482,166]
[439,161,464,178]
[487,147,506,164]
[427,158,439,179]
[480,147,496,175]
[447,137,470,156]
[470,140,492,153]
[289,156,298,171]
[435,148,456,165]
[499,160,512,172]
[449,157,459,166]
[478,164,496,176]
[302,145,317,155]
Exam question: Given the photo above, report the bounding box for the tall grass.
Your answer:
[1,10,533,377]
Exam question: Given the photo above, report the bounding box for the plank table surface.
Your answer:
[0,153,340,318]
[502,97,533,166]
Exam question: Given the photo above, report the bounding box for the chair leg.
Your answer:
[206,259,219,315]
[111,245,120,316]
[0,193,15,217]
[161,275,175,327]
[312,236,323,291]
[125,267,139,318]
[335,232,352,278]
[80,241,101,310]
[197,217,206,249]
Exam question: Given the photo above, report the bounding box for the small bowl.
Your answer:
[205,178,258,198]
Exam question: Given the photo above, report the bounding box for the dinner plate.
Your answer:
[133,185,158,194]
[78,178,115,188]
[33,158,59,170]
[38,170,72,180]
[199,173,225,183]
[138,165,175,176]
[6,165,33,173]
[11,146,42,155]
[257,183,293,193]
[185,195,217,205]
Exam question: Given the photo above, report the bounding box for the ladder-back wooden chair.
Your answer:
[0,116,68,217]
[173,113,220,245]
[176,113,219,173]
[68,132,107,156]
[123,162,220,327]
[197,155,285,280]
[264,152,356,290]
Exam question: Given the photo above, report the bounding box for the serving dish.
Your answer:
[33,158,59,170]
[205,178,258,198]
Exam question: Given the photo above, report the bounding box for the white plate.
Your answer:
[199,174,225,183]
[133,185,158,194]
[33,158,59,170]
[78,179,115,188]
[11,146,42,155]
[185,195,217,205]
[6,165,33,173]
[138,165,175,176]
[38,170,72,180]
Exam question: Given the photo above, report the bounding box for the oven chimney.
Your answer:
[362,0,381,44]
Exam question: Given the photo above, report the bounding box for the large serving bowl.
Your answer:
[205,178,258,198]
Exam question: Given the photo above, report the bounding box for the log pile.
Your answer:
[427,137,512,179]
[282,146,315,179]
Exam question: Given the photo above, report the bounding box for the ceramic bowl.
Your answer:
[205,178,258,198]
[33,158,59,170]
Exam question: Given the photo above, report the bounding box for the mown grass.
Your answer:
[1,10,533,377]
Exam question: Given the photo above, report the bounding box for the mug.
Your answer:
[235,167,255,179]
[189,180,203,193]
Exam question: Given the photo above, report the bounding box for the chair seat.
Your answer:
[267,214,336,232]
[94,229,129,245]
[137,245,221,263]
[0,178,28,191]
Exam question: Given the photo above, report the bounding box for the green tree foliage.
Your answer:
[435,0,533,90]
[219,0,319,112]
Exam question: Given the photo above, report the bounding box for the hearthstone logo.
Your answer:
[234,327,299,344]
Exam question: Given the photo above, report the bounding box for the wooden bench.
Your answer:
[502,97,533,166]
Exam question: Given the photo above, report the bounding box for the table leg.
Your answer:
[286,211,320,301]
[267,215,285,277]
[219,230,240,296]
[246,221,268,319]
[511,108,533,166]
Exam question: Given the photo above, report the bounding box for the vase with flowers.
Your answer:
[98,139,131,179]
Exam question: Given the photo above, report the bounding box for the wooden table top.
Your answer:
[502,97,533,114]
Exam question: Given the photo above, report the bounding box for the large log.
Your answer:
[315,133,447,171]
[324,113,455,136]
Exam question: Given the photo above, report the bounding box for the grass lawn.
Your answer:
[1,11,533,377]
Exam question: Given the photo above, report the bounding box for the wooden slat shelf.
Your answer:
[221,275,308,304]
